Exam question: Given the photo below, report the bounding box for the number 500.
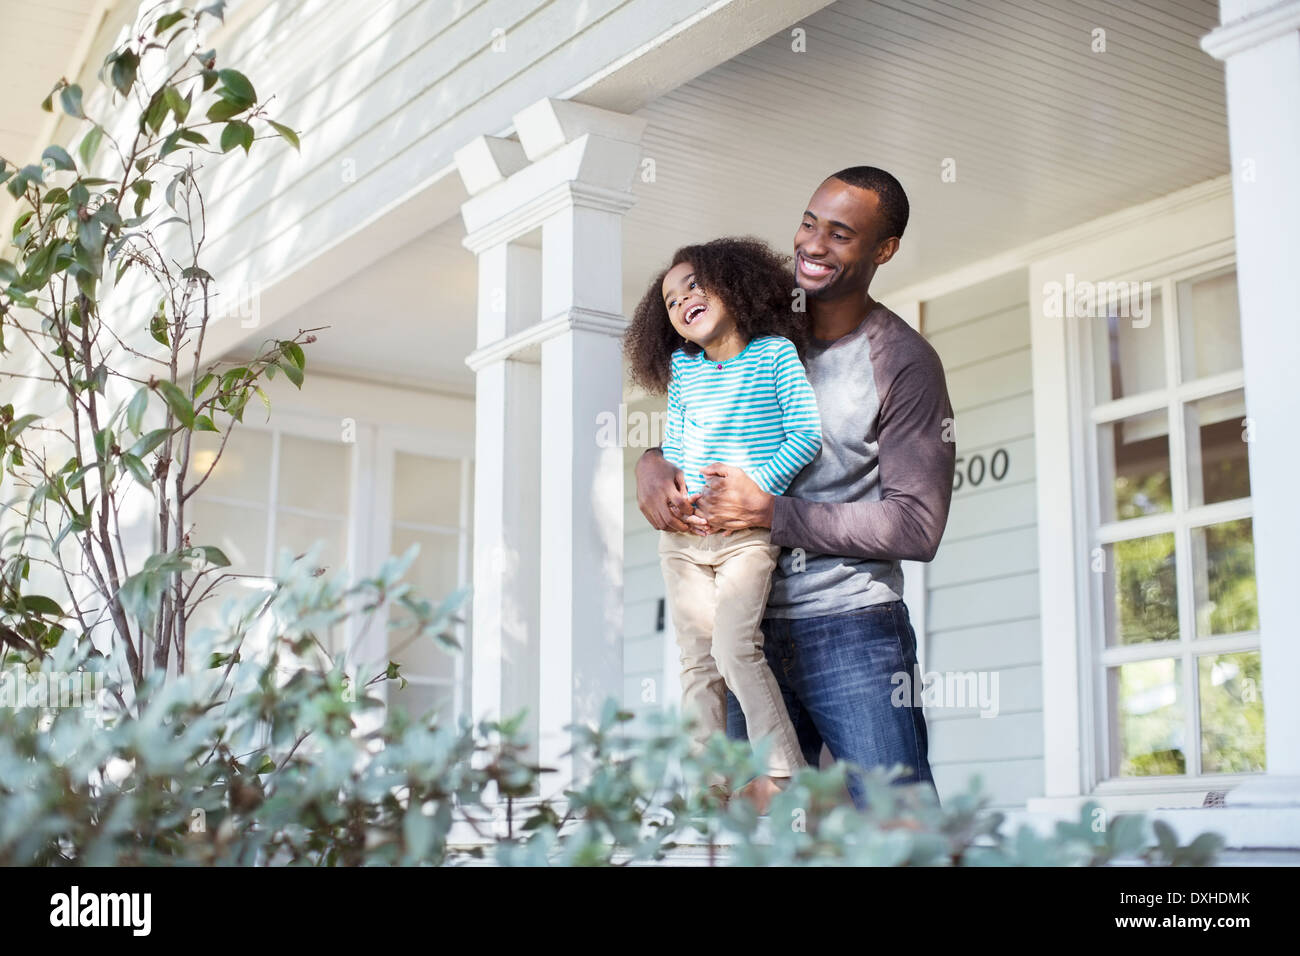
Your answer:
[953,448,1009,492]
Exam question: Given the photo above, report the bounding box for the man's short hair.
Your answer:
[828,166,909,241]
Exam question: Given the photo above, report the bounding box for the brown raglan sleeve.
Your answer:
[769,333,956,562]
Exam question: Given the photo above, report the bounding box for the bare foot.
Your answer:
[733,774,788,816]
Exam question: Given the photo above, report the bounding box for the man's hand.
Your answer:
[691,463,775,534]
[635,448,707,533]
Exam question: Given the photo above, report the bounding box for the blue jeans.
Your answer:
[725,600,935,810]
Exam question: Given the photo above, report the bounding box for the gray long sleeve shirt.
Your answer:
[764,303,955,619]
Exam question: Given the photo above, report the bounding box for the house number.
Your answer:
[953,448,1009,491]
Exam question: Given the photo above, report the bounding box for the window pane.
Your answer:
[1091,289,1164,402]
[393,453,462,527]
[1199,651,1265,774]
[388,679,456,726]
[388,527,461,681]
[190,428,272,502]
[278,435,349,514]
[1178,269,1242,382]
[188,499,267,574]
[1184,390,1250,507]
[1103,533,1179,646]
[1191,518,1258,638]
[1109,658,1185,777]
[275,512,347,576]
[1098,409,1172,522]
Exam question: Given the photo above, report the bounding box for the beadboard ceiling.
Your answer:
[205,0,1232,392]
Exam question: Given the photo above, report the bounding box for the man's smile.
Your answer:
[796,253,836,279]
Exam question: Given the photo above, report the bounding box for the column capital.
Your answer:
[461,178,636,255]
[1202,0,1300,60]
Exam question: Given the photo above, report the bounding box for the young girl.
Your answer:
[624,237,821,811]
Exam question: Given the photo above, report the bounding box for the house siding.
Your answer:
[622,395,671,710]
[920,270,1044,810]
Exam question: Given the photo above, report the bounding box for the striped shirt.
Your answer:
[662,335,821,496]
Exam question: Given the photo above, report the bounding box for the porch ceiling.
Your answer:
[626,0,1229,299]
[272,0,1227,392]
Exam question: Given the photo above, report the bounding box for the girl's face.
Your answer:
[661,261,735,349]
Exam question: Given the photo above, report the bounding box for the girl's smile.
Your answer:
[661,261,746,361]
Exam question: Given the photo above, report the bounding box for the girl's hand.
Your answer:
[692,464,775,534]
[635,449,699,533]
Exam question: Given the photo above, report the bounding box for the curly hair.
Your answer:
[623,236,807,395]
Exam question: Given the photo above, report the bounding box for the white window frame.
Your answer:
[187,408,356,650]
[1034,229,1261,804]
[1079,253,1259,795]
[368,424,474,721]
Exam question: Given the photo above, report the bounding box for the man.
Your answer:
[634,167,955,810]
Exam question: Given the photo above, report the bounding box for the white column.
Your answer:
[467,240,542,758]
[536,195,632,782]
[457,102,645,794]
[1203,0,1300,798]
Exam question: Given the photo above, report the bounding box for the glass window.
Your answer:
[386,452,470,723]
[1088,265,1262,782]
[1190,518,1258,638]
[1098,410,1172,522]
[1091,288,1165,402]
[1184,390,1250,507]
[1178,269,1242,381]
[188,427,350,653]
[1198,651,1264,774]
[1108,658,1185,777]
[1102,533,1178,647]
[190,428,272,502]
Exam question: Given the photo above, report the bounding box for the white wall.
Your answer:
[918,271,1044,809]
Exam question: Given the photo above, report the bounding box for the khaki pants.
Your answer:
[658,527,807,778]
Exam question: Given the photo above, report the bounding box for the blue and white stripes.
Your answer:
[662,335,822,496]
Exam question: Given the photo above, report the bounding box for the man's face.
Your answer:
[793,178,898,300]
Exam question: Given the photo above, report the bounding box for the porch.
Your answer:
[174,0,1300,849]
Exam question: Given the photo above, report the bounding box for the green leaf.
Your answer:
[266,120,300,151]
[155,380,195,428]
[217,68,256,107]
[193,414,218,432]
[144,88,169,133]
[281,341,305,370]
[126,386,148,435]
[154,10,187,35]
[278,361,304,388]
[7,414,41,441]
[59,84,85,118]
[178,128,208,145]
[0,260,18,285]
[193,372,215,398]
[93,427,114,459]
[78,125,104,168]
[121,453,152,488]
[188,545,231,568]
[128,427,170,458]
[149,302,169,346]
[131,179,152,217]
[206,98,246,123]
[41,145,75,171]
[163,85,191,123]
[19,594,63,617]
[110,49,139,97]
[220,120,254,155]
